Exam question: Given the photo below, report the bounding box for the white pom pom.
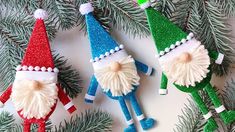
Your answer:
[79,3,94,15]
[22,66,28,71]
[47,67,53,72]
[119,45,124,49]
[53,68,59,73]
[41,67,46,72]
[34,9,48,19]
[28,66,34,71]
[16,65,22,71]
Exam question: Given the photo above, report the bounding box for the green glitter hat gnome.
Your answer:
[138,0,235,132]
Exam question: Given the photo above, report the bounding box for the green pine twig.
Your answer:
[55,110,113,132]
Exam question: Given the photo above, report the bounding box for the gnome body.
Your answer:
[138,0,235,132]
[80,3,155,132]
[0,9,76,132]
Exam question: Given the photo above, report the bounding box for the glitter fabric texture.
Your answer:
[145,8,187,53]
[86,13,118,59]
[22,19,54,68]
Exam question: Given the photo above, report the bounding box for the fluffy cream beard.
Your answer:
[11,79,58,119]
[160,45,210,87]
[94,56,140,96]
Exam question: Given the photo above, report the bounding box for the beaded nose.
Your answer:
[110,61,122,72]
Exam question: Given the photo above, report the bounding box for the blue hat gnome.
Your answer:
[80,3,155,132]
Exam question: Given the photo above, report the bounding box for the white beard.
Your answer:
[11,79,58,119]
[160,45,210,87]
[94,56,140,96]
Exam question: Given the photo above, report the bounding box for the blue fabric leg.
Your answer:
[118,97,136,132]
[129,93,155,130]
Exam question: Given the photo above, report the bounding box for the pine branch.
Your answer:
[174,91,212,132]
[0,110,112,132]
[153,0,175,19]
[0,44,24,92]
[55,110,113,132]
[198,0,234,76]
[54,53,82,98]
[92,0,149,38]
[171,0,194,30]
[49,0,77,30]
[216,0,235,16]
[0,111,16,131]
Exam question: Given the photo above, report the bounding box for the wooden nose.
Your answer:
[29,80,43,90]
[110,61,122,72]
[178,52,192,63]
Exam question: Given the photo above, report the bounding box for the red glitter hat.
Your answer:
[15,9,59,82]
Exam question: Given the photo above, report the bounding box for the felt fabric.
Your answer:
[22,19,54,68]
[140,7,187,54]
[0,9,76,132]
[81,3,155,131]
[57,85,76,113]
[191,90,219,132]
[85,75,99,103]
[0,85,12,104]
[86,13,120,60]
[138,1,235,131]
[191,91,210,115]
[204,83,222,107]
[160,73,168,89]
[135,60,153,75]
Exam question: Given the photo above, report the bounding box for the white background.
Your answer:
[1,18,235,132]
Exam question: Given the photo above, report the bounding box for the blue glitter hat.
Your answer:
[79,3,124,63]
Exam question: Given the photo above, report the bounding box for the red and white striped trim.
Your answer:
[85,94,95,101]
[203,111,212,120]
[137,114,145,121]
[215,105,226,113]
[64,102,74,110]
[146,66,153,76]
[16,65,59,73]
[126,119,134,125]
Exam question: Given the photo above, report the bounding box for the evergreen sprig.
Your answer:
[55,110,113,132]
[174,79,235,132]
[0,110,112,132]
[172,0,235,76]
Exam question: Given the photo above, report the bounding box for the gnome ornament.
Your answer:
[137,0,235,131]
[80,3,155,132]
[0,9,76,132]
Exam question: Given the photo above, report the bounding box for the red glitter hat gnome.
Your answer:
[0,9,76,132]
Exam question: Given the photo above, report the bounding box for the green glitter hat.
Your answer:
[137,0,195,58]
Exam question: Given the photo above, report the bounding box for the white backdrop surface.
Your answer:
[1,18,235,132]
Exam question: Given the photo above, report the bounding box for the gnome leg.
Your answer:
[191,91,218,132]
[129,93,155,130]
[118,97,136,132]
[38,120,46,132]
[23,120,31,132]
[205,83,235,124]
